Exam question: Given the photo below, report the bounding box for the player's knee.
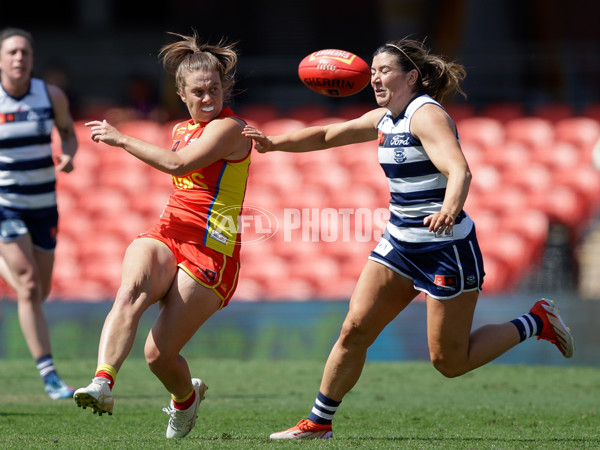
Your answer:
[430,355,467,378]
[338,318,375,350]
[113,282,146,312]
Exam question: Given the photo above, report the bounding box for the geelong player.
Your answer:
[243,38,575,439]
[0,28,78,399]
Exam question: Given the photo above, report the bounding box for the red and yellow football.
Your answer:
[298,49,370,97]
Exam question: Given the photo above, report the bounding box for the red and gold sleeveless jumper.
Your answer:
[139,107,250,306]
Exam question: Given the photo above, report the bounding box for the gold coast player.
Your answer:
[73,32,251,439]
[243,38,575,439]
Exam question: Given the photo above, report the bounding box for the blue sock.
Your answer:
[36,354,57,382]
[511,313,544,342]
[307,391,341,425]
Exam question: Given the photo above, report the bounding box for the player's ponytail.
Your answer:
[375,38,466,103]
[159,31,239,101]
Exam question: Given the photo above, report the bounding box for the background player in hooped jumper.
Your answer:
[73,31,252,440]
[242,38,575,440]
[0,27,78,399]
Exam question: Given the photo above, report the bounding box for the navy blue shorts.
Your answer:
[0,207,58,251]
[369,228,485,299]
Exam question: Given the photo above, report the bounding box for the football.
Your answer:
[298,49,370,97]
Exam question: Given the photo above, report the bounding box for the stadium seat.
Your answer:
[236,104,281,125]
[468,164,502,196]
[479,231,531,284]
[467,208,497,236]
[476,186,530,216]
[286,104,332,122]
[527,185,586,229]
[231,277,265,301]
[300,163,351,192]
[501,163,553,194]
[291,145,340,170]
[444,103,476,122]
[480,255,511,294]
[120,120,173,148]
[128,186,172,219]
[264,277,317,301]
[482,140,531,174]
[531,102,575,123]
[552,166,600,217]
[553,117,600,158]
[456,117,505,150]
[581,103,600,123]
[260,118,307,136]
[500,209,549,264]
[334,103,373,120]
[460,141,485,169]
[327,184,383,210]
[78,253,123,297]
[97,163,148,194]
[532,141,583,171]
[481,102,526,123]
[504,117,554,152]
[306,117,347,127]
[243,184,286,213]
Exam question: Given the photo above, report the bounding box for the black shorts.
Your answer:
[0,206,58,251]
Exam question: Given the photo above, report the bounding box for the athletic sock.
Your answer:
[511,313,544,342]
[172,388,196,410]
[36,354,56,382]
[307,391,341,425]
[95,363,117,390]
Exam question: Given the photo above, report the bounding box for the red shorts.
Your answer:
[137,225,240,308]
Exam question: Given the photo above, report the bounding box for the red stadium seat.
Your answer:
[553,117,600,160]
[457,117,505,150]
[236,104,281,125]
[527,185,587,229]
[117,120,172,148]
[336,103,373,120]
[468,164,502,196]
[480,255,512,294]
[78,187,131,220]
[300,163,351,192]
[444,103,477,122]
[479,231,532,283]
[260,118,307,136]
[532,141,583,171]
[501,163,553,194]
[552,166,600,218]
[532,102,575,123]
[500,209,549,265]
[287,255,343,299]
[482,140,531,174]
[460,141,485,169]
[504,117,554,152]
[286,104,332,123]
[476,186,530,216]
[327,184,383,210]
[481,102,526,123]
[581,103,600,123]
[231,277,265,301]
[306,117,347,127]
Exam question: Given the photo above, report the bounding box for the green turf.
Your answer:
[0,358,598,449]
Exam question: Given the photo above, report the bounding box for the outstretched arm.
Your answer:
[86,117,250,176]
[242,108,385,153]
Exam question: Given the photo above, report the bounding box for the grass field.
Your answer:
[0,358,598,449]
